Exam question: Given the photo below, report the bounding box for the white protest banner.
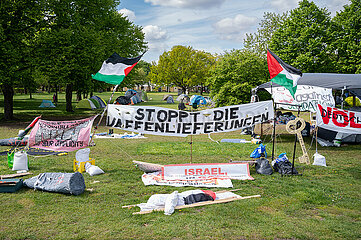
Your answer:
[141,172,233,188]
[162,163,253,180]
[28,116,96,151]
[316,104,361,134]
[107,100,273,137]
[265,85,334,112]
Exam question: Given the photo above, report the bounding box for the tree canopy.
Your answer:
[269,0,334,73]
[331,0,361,73]
[149,45,215,94]
[207,49,268,107]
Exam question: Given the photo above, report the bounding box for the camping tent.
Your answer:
[166,95,174,104]
[176,94,190,103]
[125,89,141,104]
[90,96,107,108]
[162,94,172,101]
[76,99,97,109]
[39,100,56,108]
[190,95,207,106]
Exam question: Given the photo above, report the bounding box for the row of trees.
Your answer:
[149,0,360,106]
[1,0,359,118]
[1,0,146,120]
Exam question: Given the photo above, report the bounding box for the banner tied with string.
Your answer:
[107,100,274,137]
[316,104,361,134]
[28,116,96,151]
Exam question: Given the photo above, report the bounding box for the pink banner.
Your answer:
[28,116,96,151]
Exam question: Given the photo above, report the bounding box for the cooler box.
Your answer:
[0,179,23,193]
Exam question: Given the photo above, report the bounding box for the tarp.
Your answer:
[255,73,361,97]
[28,116,96,151]
[316,104,361,134]
[264,85,335,112]
[39,100,55,108]
[106,101,274,137]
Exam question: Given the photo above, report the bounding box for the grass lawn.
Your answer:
[0,92,360,239]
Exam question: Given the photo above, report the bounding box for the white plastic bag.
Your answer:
[12,151,28,171]
[76,148,90,162]
[85,162,104,176]
[313,153,327,167]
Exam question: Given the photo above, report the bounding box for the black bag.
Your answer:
[255,158,273,175]
[273,160,298,175]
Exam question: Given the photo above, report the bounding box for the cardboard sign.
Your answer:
[162,163,253,180]
[107,101,273,137]
[28,116,96,151]
[316,104,361,134]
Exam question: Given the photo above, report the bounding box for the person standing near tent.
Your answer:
[53,93,58,106]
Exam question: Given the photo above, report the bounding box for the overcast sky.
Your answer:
[118,0,350,62]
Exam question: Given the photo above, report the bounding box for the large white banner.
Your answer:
[265,85,335,112]
[316,104,361,134]
[162,163,253,180]
[107,101,274,137]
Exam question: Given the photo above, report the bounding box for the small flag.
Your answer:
[17,116,41,140]
[267,49,302,98]
[92,53,143,85]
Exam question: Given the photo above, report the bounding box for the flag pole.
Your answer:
[271,81,276,162]
[90,84,119,144]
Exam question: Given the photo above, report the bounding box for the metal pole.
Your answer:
[291,106,301,175]
[90,84,119,144]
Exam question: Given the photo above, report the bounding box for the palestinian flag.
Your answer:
[267,49,302,98]
[92,53,143,85]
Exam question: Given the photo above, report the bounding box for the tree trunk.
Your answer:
[66,84,73,112]
[76,91,82,101]
[1,83,14,120]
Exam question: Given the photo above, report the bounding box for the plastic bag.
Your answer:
[250,143,267,158]
[255,158,273,175]
[7,151,14,169]
[85,162,104,176]
[272,153,298,175]
[313,153,326,167]
[12,151,28,171]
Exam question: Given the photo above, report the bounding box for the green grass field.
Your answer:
[0,92,360,240]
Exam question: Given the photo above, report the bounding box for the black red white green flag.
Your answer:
[267,49,302,98]
[92,53,143,85]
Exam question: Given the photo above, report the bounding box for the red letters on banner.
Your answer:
[318,104,361,129]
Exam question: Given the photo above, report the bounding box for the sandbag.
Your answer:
[12,151,28,171]
[24,172,85,195]
[255,158,273,175]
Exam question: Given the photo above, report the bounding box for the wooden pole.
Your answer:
[132,195,261,215]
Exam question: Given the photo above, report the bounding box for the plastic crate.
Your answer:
[73,158,95,173]
[0,179,23,193]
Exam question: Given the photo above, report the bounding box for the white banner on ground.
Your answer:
[162,163,253,180]
[265,85,334,112]
[107,101,273,137]
[316,104,361,134]
[141,172,233,188]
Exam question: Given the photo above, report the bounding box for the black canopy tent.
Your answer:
[255,73,361,144]
[255,73,361,99]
